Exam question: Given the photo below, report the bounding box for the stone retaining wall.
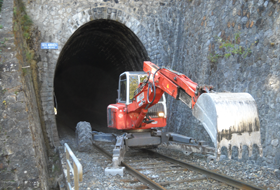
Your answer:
[0,0,56,189]
[169,0,280,168]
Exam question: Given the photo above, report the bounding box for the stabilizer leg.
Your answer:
[160,132,216,156]
[105,135,126,176]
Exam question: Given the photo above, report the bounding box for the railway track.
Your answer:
[92,141,263,190]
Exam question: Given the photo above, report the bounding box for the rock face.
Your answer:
[168,0,280,167]
[1,2,280,189]
[0,0,50,189]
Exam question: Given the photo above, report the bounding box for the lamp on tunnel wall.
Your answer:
[54,93,58,115]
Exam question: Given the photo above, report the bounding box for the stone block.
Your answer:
[271,139,279,147]
[0,171,14,181]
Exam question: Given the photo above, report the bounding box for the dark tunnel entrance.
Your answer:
[54,19,149,134]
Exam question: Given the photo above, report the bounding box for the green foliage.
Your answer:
[219,41,234,50]
[26,51,33,62]
[231,46,243,55]
[0,0,3,13]
[0,25,3,29]
[1,38,7,45]
[242,47,251,58]
[208,53,221,63]
[22,15,32,27]
[14,1,32,40]
[13,21,19,32]
[2,88,7,94]
[208,33,251,62]
[235,32,240,41]
[14,1,34,66]
[20,14,32,37]
[13,7,17,15]
[224,53,231,59]
[19,0,26,13]
[22,68,27,76]
[23,32,29,39]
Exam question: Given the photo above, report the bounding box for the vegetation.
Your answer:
[25,50,34,62]
[13,7,17,15]
[208,53,222,63]
[22,68,27,76]
[208,33,252,63]
[14,2,32,41]
[1,38,7,45]
[2,88,7,94]
[13,0,34,76]
[0,0,3,13]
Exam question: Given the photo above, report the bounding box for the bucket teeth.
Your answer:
[216,143,262,160]
[248,145,252,158]
[238,144,243,160]
[193,92,262,161]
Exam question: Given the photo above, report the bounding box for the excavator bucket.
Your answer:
[192,93,262,159]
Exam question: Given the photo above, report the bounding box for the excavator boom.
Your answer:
[108,61,262,159]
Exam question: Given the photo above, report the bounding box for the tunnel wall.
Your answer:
[21,0,280,169]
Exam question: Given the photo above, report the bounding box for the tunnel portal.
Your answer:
[54,19,149,132]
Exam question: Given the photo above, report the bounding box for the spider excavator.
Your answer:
[105,61,262,176]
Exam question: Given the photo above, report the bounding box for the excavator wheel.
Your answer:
[76,121,93,152]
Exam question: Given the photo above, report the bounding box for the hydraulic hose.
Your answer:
[145,68,161,109]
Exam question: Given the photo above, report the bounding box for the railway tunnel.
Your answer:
[54,19,149,133]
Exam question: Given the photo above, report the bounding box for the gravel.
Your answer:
[57,127,280,189]
[154,147,280,190]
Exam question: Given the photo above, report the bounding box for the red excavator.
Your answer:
[105,61,262,176]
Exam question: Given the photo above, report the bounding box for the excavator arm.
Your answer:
[127,61,262,158]
[127,61,212,128]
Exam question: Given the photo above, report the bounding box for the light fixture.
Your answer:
[158,112,164,117]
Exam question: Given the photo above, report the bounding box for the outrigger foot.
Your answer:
[105,167,125,177]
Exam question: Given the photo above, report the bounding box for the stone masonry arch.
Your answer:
[54,18,150,134]
[40,7,160,147]
[24,0,185,149]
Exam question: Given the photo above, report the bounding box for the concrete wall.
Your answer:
[20,0,280,169]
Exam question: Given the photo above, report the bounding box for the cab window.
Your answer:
[129,76,138,102]
[119,75,127,102]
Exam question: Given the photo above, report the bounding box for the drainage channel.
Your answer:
[92,142,263,190]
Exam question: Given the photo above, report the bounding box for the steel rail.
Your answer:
[145,149,263,190]
[91,142,166,190]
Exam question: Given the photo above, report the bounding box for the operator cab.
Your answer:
[117,71,167,118]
